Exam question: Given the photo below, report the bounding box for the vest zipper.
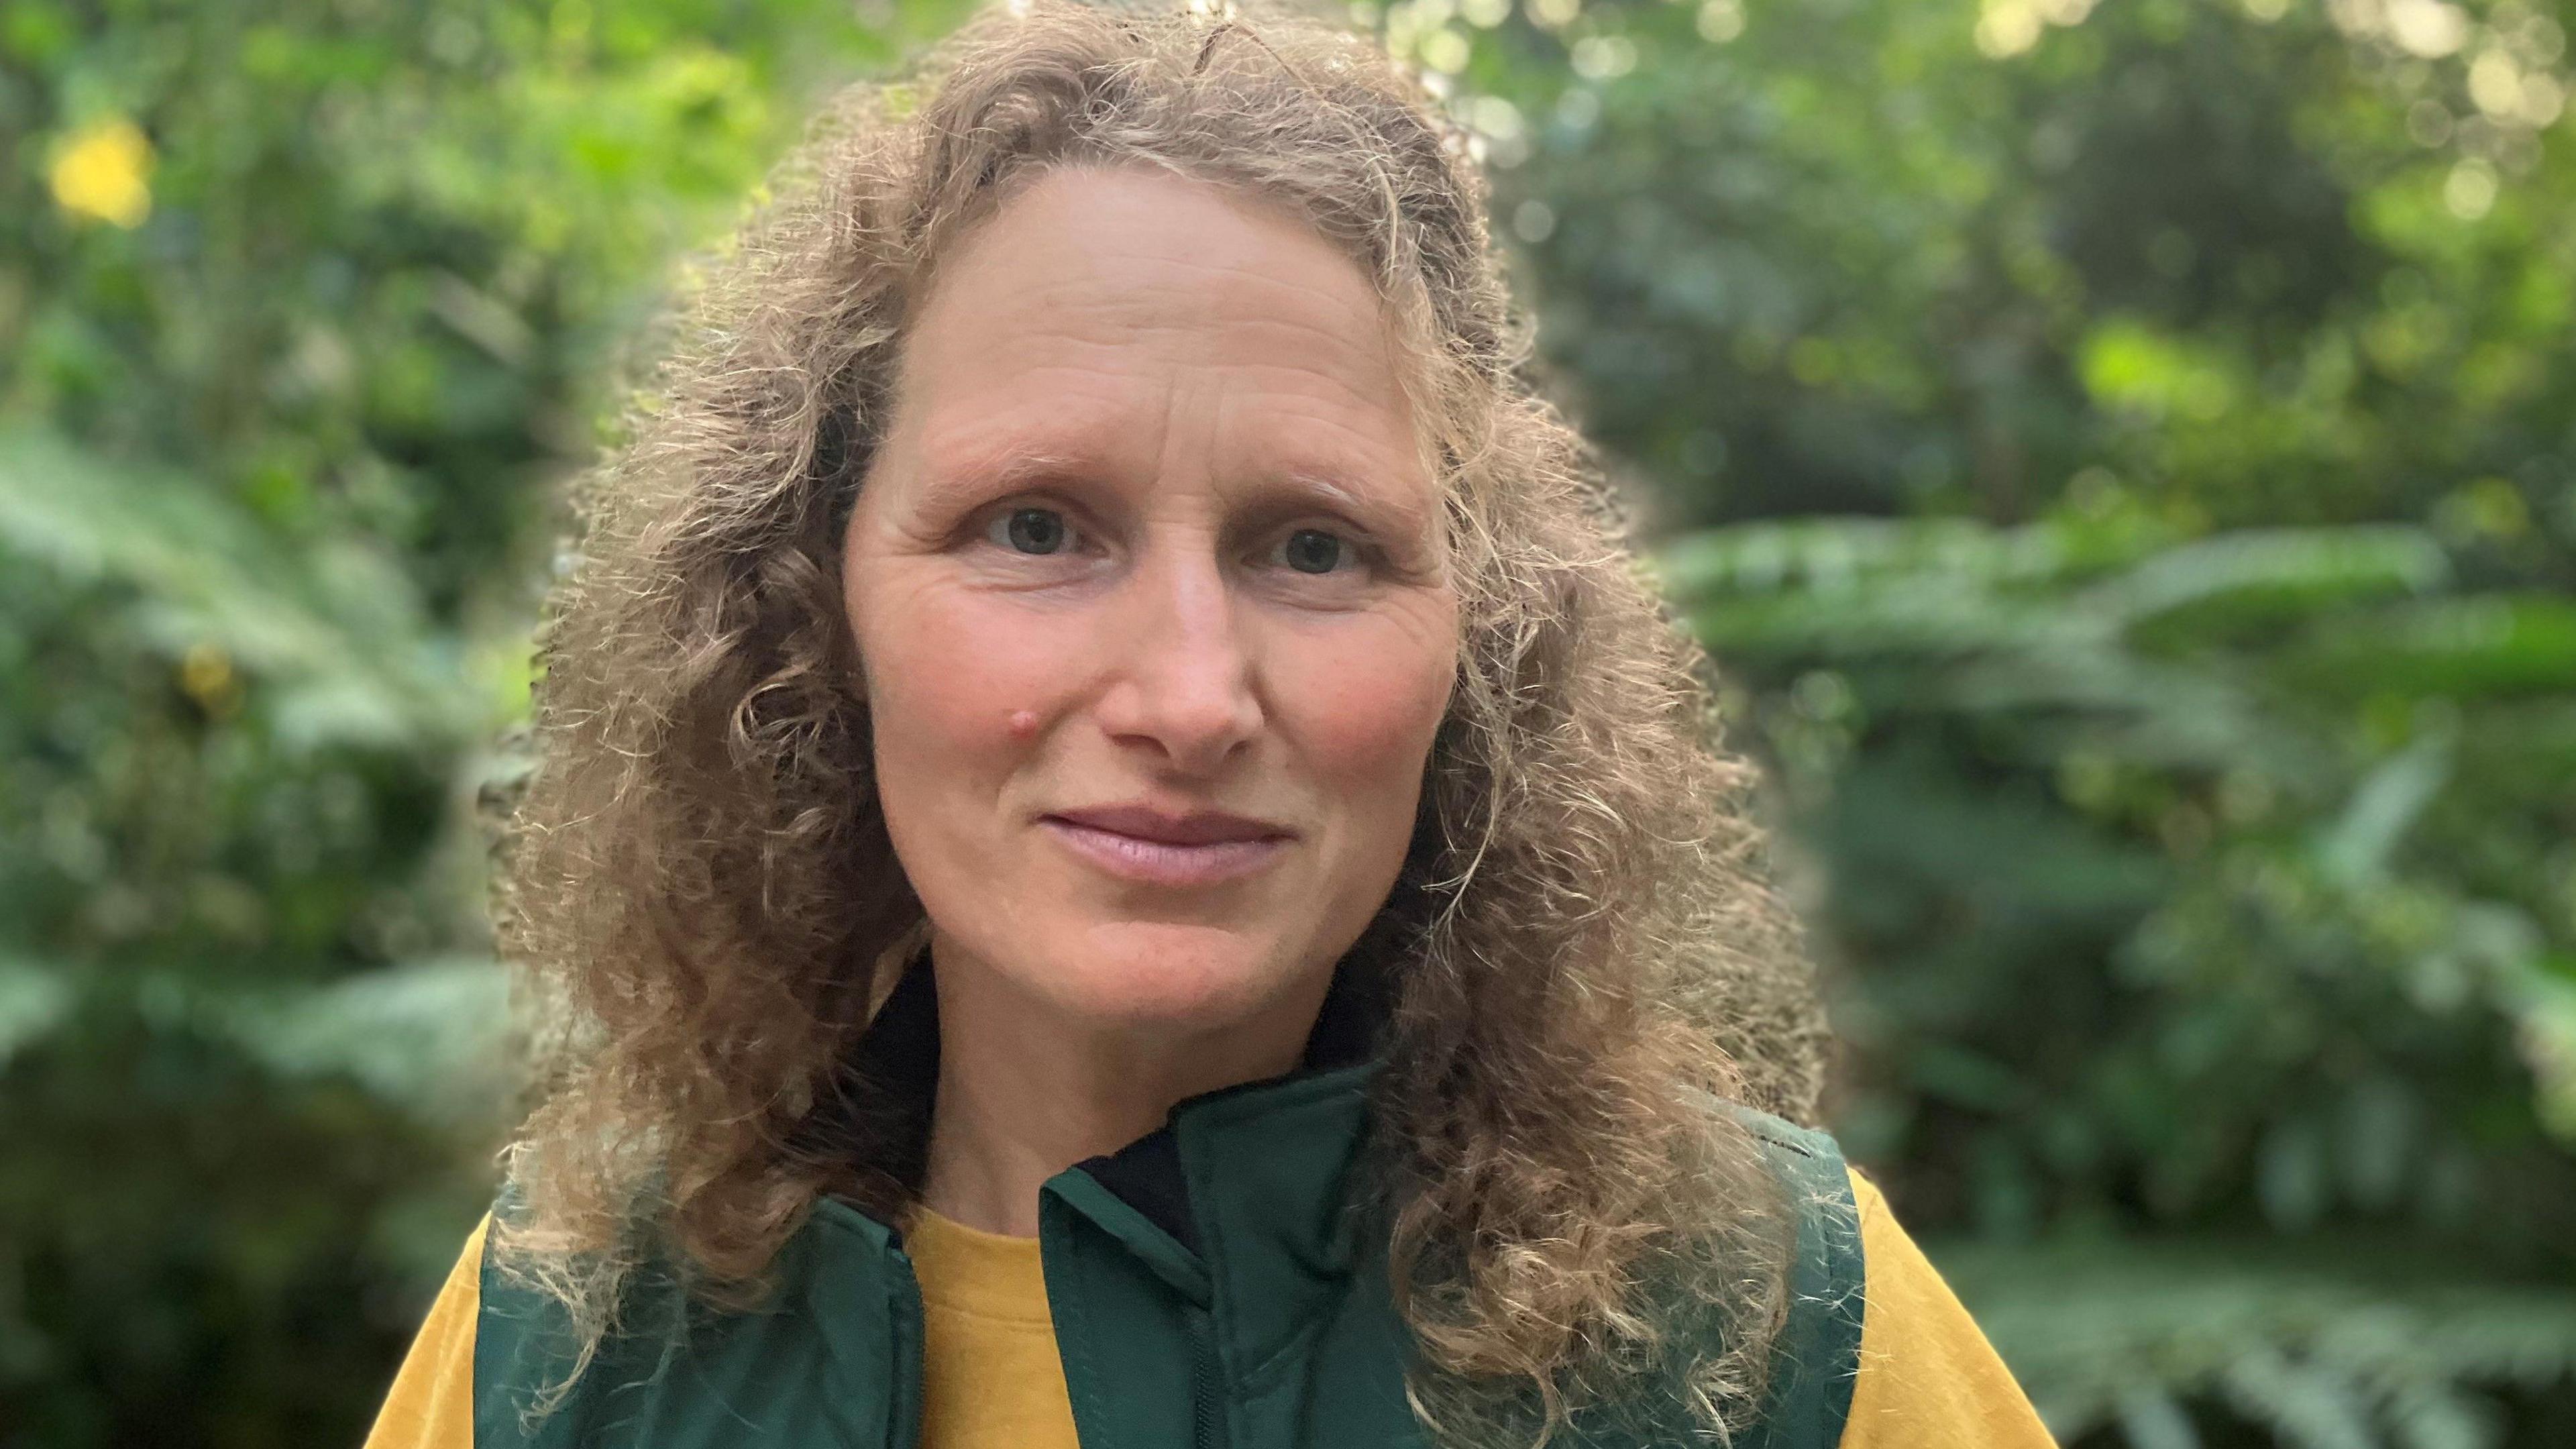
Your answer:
[1187,1303,1222,1449]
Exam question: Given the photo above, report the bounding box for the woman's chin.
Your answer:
[1024,922,1309,1030]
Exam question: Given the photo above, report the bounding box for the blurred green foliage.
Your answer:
[0,0,970,1440]
[1423,0,2576,1442]
[1,0,2571,1445]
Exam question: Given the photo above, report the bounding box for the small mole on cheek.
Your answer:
[1006,709,1040,741]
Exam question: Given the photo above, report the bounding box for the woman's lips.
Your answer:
[1038,806,1293,888]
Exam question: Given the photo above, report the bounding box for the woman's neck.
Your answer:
[916,936,1332,1237]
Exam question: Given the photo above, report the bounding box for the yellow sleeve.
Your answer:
[362,1214,488,1449]
[1838,1168,2057,1449]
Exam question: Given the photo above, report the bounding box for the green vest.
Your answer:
[468,1055,1865,1449]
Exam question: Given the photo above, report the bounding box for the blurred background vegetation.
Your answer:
[3,0,2571,1444]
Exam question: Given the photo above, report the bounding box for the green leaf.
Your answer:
[2081,527,2451,636]
[1941,1237,2576,1448]
[0,430,471,752]
[0,957,72,1067]
[219,957,512,1130]
[2316,727,2455,885]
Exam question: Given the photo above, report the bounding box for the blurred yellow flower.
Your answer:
[179,641,239,714]
[50,118,154,228]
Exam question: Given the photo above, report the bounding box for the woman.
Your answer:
[366,2,2056,1446]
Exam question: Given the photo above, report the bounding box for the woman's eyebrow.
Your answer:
[1246,464,1437,537]
[906,432,1435,535]
[907,445,1102,516]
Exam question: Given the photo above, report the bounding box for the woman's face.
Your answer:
[843,165,1459,1042]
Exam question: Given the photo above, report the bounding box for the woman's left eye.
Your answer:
[1273,528,1355,576]
[984,506,1078,555]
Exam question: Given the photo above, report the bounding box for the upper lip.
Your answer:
[1043,803,1294,845]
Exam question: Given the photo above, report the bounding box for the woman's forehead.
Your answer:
[900,166,1399,384]
[881,165,1434,497]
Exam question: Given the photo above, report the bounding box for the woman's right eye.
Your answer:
[985,506,1075,555]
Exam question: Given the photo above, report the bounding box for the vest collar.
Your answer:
[805,965,1391,1390]
[822,945,1394,1275]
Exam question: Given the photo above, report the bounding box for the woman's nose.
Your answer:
[1093,545,1263,775]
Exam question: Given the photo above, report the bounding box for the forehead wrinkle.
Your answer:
[919,274,1401,390]
[905,346,1418,485]
[1040,254,1391,347]
[1214,360,1434,493]
[920,191,1399,371]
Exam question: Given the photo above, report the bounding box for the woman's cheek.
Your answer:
[1276,608,1456,786]
[864,582,1085,767]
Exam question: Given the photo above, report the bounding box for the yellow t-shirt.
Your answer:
[364,1167,2056,1449]
[1840,1167,2057,1449]
[904,1205,1081,1448]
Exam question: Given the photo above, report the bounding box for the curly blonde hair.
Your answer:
[490,0,1833,1441]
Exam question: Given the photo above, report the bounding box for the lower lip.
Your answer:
[1039,818,1289,888]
